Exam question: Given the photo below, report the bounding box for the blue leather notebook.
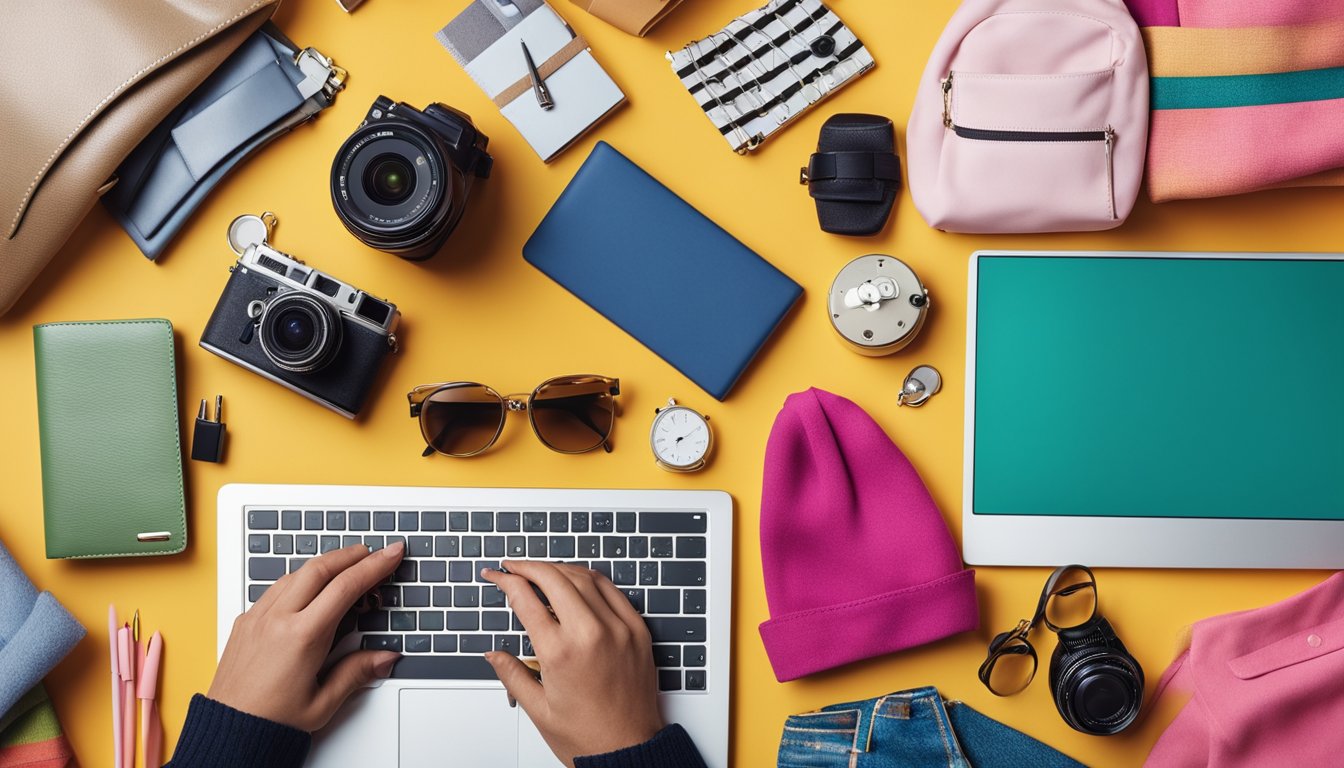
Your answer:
[524,142,802,400]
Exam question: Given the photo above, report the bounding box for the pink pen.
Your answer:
[118,626,135,768]
[109,606,123,768]
[139,631,164,768]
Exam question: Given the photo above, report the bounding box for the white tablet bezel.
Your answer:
[963,250,1344,569]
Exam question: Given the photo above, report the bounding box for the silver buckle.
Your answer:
[294,48,348,101]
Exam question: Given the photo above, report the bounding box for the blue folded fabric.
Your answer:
[0,538,86,720]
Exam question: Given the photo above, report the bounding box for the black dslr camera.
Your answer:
[330,96,492,261]
[200,215,400,418]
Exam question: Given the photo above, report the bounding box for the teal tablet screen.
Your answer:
[973,254,1344,520]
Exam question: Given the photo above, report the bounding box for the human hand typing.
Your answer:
[207,542,406,731]
[482,560,664,767]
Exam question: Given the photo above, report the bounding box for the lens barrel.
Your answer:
[330,121,457,261]
[1049,619,1144,735]
[258,292,343,373]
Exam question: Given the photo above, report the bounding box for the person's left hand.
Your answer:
[207,542,406,731]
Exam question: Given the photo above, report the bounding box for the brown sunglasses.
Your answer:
[408,375,620,457]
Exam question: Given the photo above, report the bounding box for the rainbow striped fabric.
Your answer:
[1125,0,1344,201]
[0,686,73,768]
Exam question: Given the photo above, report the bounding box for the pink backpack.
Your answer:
[907,0,1148,233]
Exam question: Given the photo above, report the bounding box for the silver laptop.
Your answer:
[218,484,733,767]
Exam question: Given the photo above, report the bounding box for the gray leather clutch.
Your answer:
[102,23,345,260]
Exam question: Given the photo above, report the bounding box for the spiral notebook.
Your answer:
[667,0,874,154]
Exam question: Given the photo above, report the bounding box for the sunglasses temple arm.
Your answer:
[421,411,467,457]
[570,407,613,450]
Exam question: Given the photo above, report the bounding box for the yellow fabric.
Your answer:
[1143,20,1344,77]
[2,3,1341,767]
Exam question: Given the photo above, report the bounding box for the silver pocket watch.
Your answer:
[650,398,713,472]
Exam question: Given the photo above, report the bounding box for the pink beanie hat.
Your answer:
[759,388,978,682]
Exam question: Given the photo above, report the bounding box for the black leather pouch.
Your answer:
[801,114,900,236]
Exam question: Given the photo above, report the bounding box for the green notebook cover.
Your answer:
[33,319,187,558]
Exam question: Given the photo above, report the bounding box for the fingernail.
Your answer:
[383,541,406,557]
[374,654,399,678]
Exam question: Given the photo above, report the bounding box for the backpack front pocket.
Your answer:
[935,69,1119,232]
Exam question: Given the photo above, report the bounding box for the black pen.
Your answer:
[521,40,555,111]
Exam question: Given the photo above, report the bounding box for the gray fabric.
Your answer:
[436,0,548,65]
[102,24,335,260]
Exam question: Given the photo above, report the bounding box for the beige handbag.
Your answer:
[0,0,281,316]
[569,0,684,37]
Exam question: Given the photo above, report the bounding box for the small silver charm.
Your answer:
[226,212,277,255]
[898,365,942,407]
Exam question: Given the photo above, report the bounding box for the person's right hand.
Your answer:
[482,561,664,767]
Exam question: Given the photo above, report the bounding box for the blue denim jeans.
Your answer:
[777,687,1087,768]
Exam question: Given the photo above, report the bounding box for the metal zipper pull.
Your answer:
[1104,126,1117,220]
[942,73,954,128]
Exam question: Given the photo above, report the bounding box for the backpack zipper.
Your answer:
[950,124,1118,220]
[942,73,1117,219]
[1103,126,1115,219]
[942,73,954,127]
[951,125,1111,143]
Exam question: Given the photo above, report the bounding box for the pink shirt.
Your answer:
[1146,572,1344,766]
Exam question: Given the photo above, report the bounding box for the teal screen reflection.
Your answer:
[973,255,1344,520]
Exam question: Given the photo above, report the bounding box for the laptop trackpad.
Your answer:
[400,689,519,768]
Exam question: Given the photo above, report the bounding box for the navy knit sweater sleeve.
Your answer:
[167,695,707,768]
[166,695,310,768]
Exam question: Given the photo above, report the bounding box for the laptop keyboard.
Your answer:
[245,506,711,693]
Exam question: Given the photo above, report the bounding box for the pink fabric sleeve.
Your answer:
[1144,650,1207,767]
[1123,0,1179,27]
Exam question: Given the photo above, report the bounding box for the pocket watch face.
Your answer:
[651,407,711,468]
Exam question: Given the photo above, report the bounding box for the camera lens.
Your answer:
[1055,653,1143,734]
[364,154,415,205]
[258,293,343,374]
[276,309,316,351]
[330,113,461,261]
[1050,618,1144,736]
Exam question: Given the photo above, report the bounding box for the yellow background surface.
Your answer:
[3,1,1343,766]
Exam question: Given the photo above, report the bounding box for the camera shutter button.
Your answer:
[1308,633,1323,648]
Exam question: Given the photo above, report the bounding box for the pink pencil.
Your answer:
[139,631,164,767]
[118,626,135,768]
[109,606,123,768]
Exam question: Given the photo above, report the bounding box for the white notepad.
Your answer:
[438,2,625,162]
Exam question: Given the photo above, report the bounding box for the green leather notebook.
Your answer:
[34,319,187,558]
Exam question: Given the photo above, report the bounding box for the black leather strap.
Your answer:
[801,113,900,235]
[978,565,1099,697]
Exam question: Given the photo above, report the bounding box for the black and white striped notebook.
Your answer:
[667,0,874,154]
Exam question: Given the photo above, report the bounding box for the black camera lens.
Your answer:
[1050,618,1144,736]
[331,99,490,262]
[331,126,449,262]
[364,154,415,205]
[258,293,343,374]
[276,309,316,351]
